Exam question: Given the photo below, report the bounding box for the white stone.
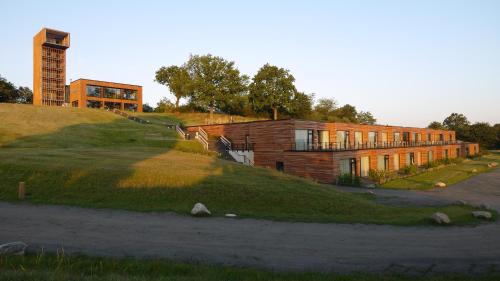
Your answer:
[225,213,237,218]
[471,169,478,173]
[191,203,211,216]
[490,162,498,167]
[435,182,446,188]
[455,200,467,206]
[0,242,28,256]
[472,211,492,219]
[431,212,451,225]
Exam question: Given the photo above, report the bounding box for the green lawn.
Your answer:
[2,254,499,281]
[0,104,492,225]
[382,152,500,190]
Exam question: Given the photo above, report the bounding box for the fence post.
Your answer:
[18,182,25,200]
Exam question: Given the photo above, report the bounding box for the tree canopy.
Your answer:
[0,75,32,104]
[155,66,192,108]
[185,54,248,118]
[249,64,297,120]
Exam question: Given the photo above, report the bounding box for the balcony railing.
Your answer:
[291,140,458,152]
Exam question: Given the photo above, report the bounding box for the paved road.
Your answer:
[1,169,499,274]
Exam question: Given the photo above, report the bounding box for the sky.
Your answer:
[1,0,499,127]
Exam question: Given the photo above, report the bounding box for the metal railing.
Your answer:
[196,127,209,150]
[291,140,458,152]
[175,124,186,139]
[220,135,232,150]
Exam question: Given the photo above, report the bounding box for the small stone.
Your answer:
[366,184,376,189]
[366,191,375,195]
[191,203,211,217]
[431,212,451,225]
[435,182,446,188]
[471,169,478,173]
[489,162,498,167]
[225,213,237,218]
[472,211,492,219]
[455,200,467,206]
[0,242,28,256]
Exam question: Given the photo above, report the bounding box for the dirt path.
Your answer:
[1,169,500,274]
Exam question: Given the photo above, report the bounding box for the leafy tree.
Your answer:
[334,104,358,123]
[155,66,192,108]
[0,75,19,103]
[357,111,376,125]
[142,103,154,113]
[428,121,445,130]
[443,113,470,140]
[154,97,176,113]
[313,98,338,120]
[495,124,500,149]
[289,92,313,119]
[469,122,497,149]
[249,64,297,120]
[185,54,248,120]
[16,87,33,104]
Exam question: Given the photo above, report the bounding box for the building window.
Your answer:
[377,155,389,171]
[403,132,410,142]
[427,133,432,142]
[86,85,101,98]
[380,132,388,145]
[360,156,370,177]
[123,89,137,100]
[124,103,138,112]
[406,152,415,166]
[339,158,356,176]
[318,130,330,149]
[428,151,433,162]
[368,132,377,147]
[86,100,101,108]
[295,129,313,150]
[336,131,350,149]
[276,161,284,172]
[393,154,400,171]
[445,149,449,159]
[439,134,444,141]
[394,132,401,142]
[354,131,362,148]
[104,87,122,99]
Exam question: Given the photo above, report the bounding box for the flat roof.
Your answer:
[187,118,453,132]
[71,78,142,88]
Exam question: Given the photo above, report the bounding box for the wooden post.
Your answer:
[18,182,25,200]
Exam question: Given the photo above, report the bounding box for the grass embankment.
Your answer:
[2,254,499,281]
[0,104,489,225]
[382,152,500,190]
[133,111,265,126]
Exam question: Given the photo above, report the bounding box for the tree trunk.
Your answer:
[273,107,278,120]
[175,97,180,109]
[209,106,214,123]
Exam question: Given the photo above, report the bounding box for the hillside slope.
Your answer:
[0,104,484,225]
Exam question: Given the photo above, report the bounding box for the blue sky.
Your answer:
[1,0,499,126]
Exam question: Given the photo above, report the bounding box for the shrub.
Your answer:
[369,169,388,185]
[337,173,361,186]
[401,164,417,175]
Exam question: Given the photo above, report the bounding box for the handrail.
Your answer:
[292,140,459,152]
[197,127,209,150]
[220,135,232,150]
[175,124,186,139]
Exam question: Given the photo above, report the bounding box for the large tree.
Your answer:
[428,121,445,130]
[155,66,192,108]
[357,111,376,125]
[249,64,297,120]
[16,87,33,104]
[185,54,248,119]
[469,122,497,149]
[443,113,470,140]
[0,75,18,103]
[289,92,313,119]
[334,104,358,123]
[313,98,338,120]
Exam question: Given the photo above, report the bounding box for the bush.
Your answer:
[337,174,361,186]
[369,169,388,185]
[401,164,417,175]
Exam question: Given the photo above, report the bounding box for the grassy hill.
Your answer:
[0,103,488,225]
[133,111,265,126]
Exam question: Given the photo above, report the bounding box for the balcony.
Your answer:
[291,140,458,152]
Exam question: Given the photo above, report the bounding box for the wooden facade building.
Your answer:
[186,120,480,183]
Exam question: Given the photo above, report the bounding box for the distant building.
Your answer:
[70,79,143,112]
[33,28,70,106]
[33,28,142,111]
